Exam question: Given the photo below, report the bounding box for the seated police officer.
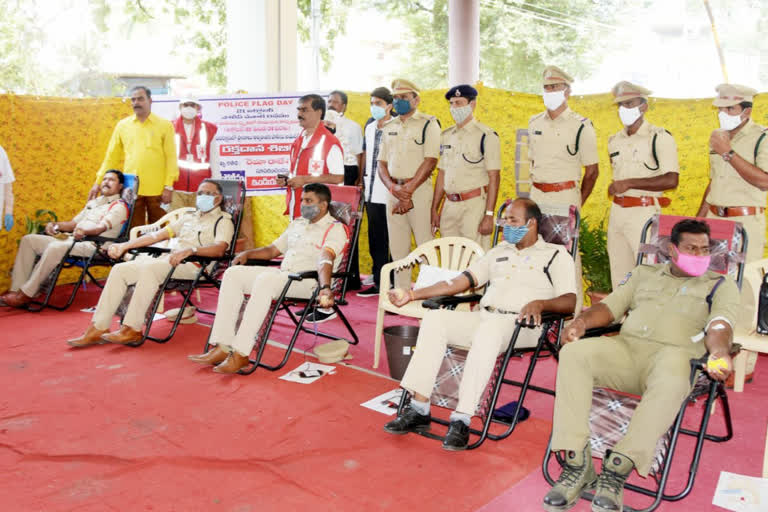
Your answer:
[384,198,576,451]
[1,170,128,308]
[543,219,740,512]
[187,183,348,374]
[67,179,233,348]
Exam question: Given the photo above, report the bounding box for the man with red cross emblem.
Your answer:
[279,94,344,220]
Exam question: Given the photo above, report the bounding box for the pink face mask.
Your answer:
[672,247,711,277]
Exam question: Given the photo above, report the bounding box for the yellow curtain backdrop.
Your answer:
[1,88,767,293]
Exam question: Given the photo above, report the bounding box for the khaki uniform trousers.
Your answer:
[530,187,584,313]
[171,192,254,250]
[208,265,317,357]
[11,234,97,297]
[440,194,490,251]
[705,211,765,263]
[386,181,434,289]
[400,309,540,416]
[607,203,660,289]
[551,336,696,476]
[92,255,200,331]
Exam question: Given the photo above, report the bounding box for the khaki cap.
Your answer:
[313,339,352,364]
[611,81,652,103]
[391,78,420,95]
[713,83,757,107]
[542,66,573,86]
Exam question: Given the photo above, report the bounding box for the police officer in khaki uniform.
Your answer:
[1,170,129,308]
[431,84,500,250]
[697,84,768,263]
[529,66,600,312]
[187,183,348,373]
[377,79,441,289]
[543,219,739,512]
[607,81,679,290]
[67,179,234,348]
[383,198,576,451]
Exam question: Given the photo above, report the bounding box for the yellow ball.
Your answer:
[707,357,728,374]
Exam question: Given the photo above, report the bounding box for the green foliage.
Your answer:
[0,0,46,93]
[297,0,355,72]
[579,216,612,293]
[24,209,57,235]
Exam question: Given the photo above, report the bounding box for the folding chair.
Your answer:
[27,175,139,312]
[542,214,747,512]
[202,184,363,373]
[396,200,580,449]
[123,179,245,346]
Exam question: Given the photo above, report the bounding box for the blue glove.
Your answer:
[3,213,12,232]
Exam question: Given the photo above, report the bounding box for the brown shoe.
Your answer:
[67,324,109,348]
[3,290,32,308]
[188,345,230,366]
[102,325,144,347]
[213,351,250,374]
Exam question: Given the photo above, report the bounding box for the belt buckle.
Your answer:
[447,193,460,201]
[716,206,727,217]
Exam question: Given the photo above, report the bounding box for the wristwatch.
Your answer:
[319,284,331,291]
[191,247,198,253]
[722,150,735,162]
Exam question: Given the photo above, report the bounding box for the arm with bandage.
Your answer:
[107,227,172,260]
[701,277,740,382]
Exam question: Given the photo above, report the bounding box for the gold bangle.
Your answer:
[409,290,415,301]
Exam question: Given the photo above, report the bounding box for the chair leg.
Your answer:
[733,350,747,392]
[373,306,386,368]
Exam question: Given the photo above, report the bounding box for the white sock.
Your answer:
[450,411,471,426]
[409,398,430,415]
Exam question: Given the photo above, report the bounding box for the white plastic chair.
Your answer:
[732,257,768,392]
[129,207,196,241]
[372,236,485,368]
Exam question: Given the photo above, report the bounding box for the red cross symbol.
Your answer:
[310,160,323,173]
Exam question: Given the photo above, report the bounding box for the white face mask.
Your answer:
[542,90,566,111]
[180,106,198,120]
[618,106,642,126]
[718,111,744,131]
[449,105,473,125]
[324,109,341,123]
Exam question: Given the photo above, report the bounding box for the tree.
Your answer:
[0,0,46,94]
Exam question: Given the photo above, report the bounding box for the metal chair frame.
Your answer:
[542,213,746,512]
[27,175,140,312]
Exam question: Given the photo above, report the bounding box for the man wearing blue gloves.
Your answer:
[0,145,14,232]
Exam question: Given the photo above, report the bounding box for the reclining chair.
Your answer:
[396,200,580,450]
[202,184,363,373]
[542,214,747,512]
[27,175,139,312]
[119,179,245,346]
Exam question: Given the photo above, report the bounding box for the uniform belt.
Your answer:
[709,205,765,217]
[532,180,577,192]
[613,196,671,208]
[391,178,413,185]
[446,186,488,202]
[484,305,516,315]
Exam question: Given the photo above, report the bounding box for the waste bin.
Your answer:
[383,325,419,380]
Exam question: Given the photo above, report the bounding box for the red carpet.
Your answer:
[0,289,548,511]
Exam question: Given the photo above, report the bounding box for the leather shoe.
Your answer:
[442,420,470,451]
[3,290,32,308]
[188,345,230,366]
[102,325,144,347]
[383,404,431,434]
[67,324,109,348]
[213,351,250,374]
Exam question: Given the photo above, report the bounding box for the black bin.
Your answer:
[383,325,419,380]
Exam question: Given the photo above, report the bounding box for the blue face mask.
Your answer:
[196,194,215,212]
[503,223,529,244]
[393,98,412,115]
[370,105,387,120]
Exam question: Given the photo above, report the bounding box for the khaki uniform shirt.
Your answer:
[273,212,349,272]
[166,206,234,252]
[377,111,441,179]
[707,120,768,207]
[528,108,599,183]
[608,120,679,198]
[438,118,501,194]
[602,264,740,355]
[72,194,129,239]
[467,235,576,312]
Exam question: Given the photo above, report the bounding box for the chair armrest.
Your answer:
[422,294,483,310]
[516,311,568,329]
[288,270,319,281]
[82,235,122,245]
[130,246,171,256]
[245,259,282,267]
[583,323,622,338]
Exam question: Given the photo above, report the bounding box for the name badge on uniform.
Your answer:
[496,256,509,262]
[533,130,542,135]
[440,144,451,155]
[609,151,619,160]
[388,131,398,136]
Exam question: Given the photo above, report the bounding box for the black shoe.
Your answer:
[383,405,431,435]
[356,286,379,297]
[442,420,470,451]
[305,309,337,323]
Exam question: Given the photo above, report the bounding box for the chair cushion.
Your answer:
[430,346,502,416]
[329,201,354,226]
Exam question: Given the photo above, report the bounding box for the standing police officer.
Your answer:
[697,84,768,263]
[432,84,501,250]
[377,79,440,289]
[607,81,679,290]
[528,66,599,311]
